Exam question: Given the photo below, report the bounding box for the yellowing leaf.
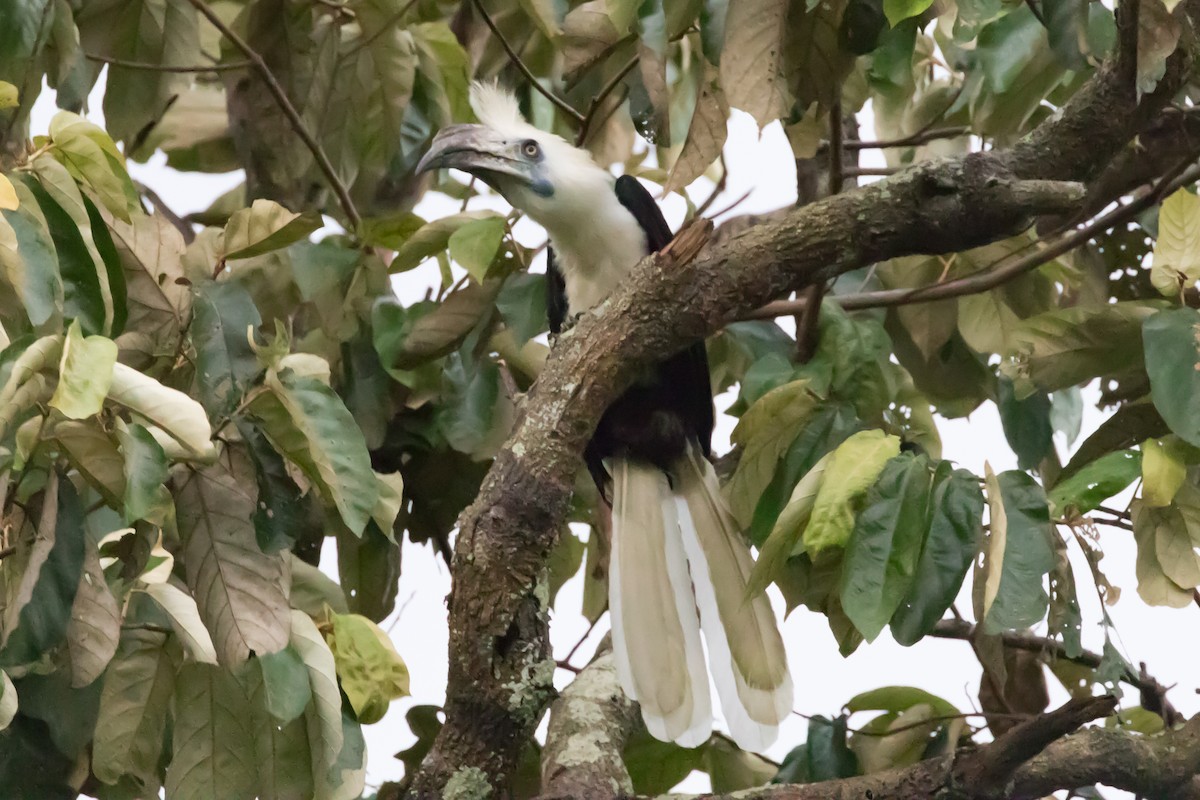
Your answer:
[108,362,214,457]
[1151,188,1200,296]
[371,471,404,538]
[0,670,15,730]
[222,199,323,260]
[745,451,832,597]
[48,111,137,222]
[727,379,821,527]
[447,216,506,282]
[1142,436,1189,507]
[665,68,729,194]
[0,81,17,110]
[139,582,220,665]
[325,613,410,724]
[50,320,117,419]
[803,430,901,552]
[1132,500,1194,607]
[0,174,17,211]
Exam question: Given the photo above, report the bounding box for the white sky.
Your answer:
[30,78,1200,798]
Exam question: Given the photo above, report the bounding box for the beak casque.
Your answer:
[416,124,528,181]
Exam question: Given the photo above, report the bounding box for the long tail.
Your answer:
[609,458,712,747]
[675,442,793,752]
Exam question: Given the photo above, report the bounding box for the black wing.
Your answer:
[613,175,715,456]
[545,246,569,335]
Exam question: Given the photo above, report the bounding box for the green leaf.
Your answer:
[290,555,350,618]
[980,467,1055,634]
[997,377,1053,470]
[176,451,290,665]
[1005,302,1159,396]
[495,272,548,347]
[0,473,85,667]
[1142,436,1189,507]
[118,422,170,524]
[803,429,901,552]
[1,196,64,329]
[390,211,502,273]
[840,452,933,641]
[845,685,960,718]
[258,646,313,724]
[240,422,316,554]
[108,362,214,458]
[1143,308,1200,447]
[91,626,175,790]
[1151,188,1200,296]
[21,170,110,334]
[251,369,378,536]
[883,0,934,26]
[49,319,116,419]
[165,663,259,800]
[623,728,706,794]
[336,525,400,622]
[1048,533,1083,658]
[1049,387,1082,447]
[890,463,984,646]
[745,451,832,597]
[437,355,513,459]
[1048,450,1141,516]
[850,703,937,773]
[448,216,506,283]
[727,379,821,527]
[48,111,137,222]
[705,734,777,791]
[244,660,315,800]
[0,81,16,109]
[222,200,323,260]
[325,613,410,724]
[191,281,263,417]
[372,283,500,372]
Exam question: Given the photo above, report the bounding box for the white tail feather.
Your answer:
[610,459,712,747]
[675,443,793,751]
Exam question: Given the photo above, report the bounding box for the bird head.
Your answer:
[416,83,611,226]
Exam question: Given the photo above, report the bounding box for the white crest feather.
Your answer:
[469,81,540,138]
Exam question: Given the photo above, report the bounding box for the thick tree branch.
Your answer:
[745,158,1200,321]
[407,0,1200,793]
[539,646,640,800]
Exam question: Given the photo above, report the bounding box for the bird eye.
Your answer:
[522,140,541,159]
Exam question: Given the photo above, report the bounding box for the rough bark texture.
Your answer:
[407,0,1200,793]
[540,647,640,800]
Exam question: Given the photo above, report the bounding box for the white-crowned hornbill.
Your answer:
[417,84,791,751]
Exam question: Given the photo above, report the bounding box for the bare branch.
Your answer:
[85,52,252,72]
[575,55,638,146]
[837,126,971,152]
[471,0,584,126]
[744,160,1200,321]
[185,0,362,230]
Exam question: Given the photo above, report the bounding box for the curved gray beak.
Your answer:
[416,124,541,191]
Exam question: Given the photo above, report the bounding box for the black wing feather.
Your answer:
[612,175,715,458]
[545,246,568,335]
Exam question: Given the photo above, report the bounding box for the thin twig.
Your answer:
[0,545,15,561]
[695,154,729,217]
[339,0,419,62]
[1025,0,1048,26]
[575,54,639,146]
[842,166,902,178]
[185,0,362,231]
[85,52,252,72]
[839,126,971,152]
[560,617,600,667]
[706,188,753,220]
[471,0,583,126]
[745,158,1200,320]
